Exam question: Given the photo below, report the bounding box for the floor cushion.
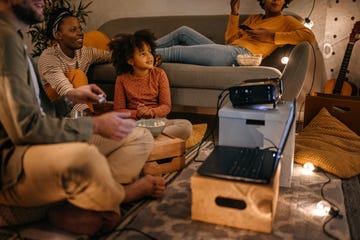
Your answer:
[295,107,360,178]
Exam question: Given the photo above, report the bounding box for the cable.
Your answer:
[263,137,278,150]
[193,88,231,162]
[115,227,159,240]
[94,226,159,240]
[305,0,316,23]
[319,171,343,240]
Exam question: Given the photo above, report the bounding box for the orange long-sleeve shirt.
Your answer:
[225,14,316,58]
[113,67,171,120]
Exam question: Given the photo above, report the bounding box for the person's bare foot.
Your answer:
[48,202,120,236]
[124,175,166,202]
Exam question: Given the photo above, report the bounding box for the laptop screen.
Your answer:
[273,100,296,166]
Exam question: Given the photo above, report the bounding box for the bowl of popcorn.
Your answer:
[237,54,263,66]
[136,118,167,138]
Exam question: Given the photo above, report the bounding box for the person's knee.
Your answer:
[132,127,154,151]
[178,25,193,34]
[182,119,193,139]
[60,144,106,195]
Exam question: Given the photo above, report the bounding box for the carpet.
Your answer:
[105,143,351,240]
[342,175,360,239]
[2,142,354,240]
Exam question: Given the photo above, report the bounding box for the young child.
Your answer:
[109,29,192,140]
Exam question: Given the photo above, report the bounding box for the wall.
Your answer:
[81,0,317,34]
[75,0,360,93]
[323,0,360,94]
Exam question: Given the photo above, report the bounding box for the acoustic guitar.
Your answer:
[324,21,360,96]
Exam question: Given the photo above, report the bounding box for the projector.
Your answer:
[229,78,282,108]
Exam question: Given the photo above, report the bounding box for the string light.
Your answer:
[315,200,332,216]
[304,18,314,29]
[303,162,315,172]
[313,200,342,218]
[304,0,315,29]
[281,56,289,64]
[301,162,315,175]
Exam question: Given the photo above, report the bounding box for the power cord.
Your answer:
[320,171,343,240]
[115,227,158,240]
[92,226,159,240]
[192,88,231,162]
[304,0,316,25]
[263,137,278,151]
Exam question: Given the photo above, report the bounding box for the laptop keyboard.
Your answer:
[227,148,265,178]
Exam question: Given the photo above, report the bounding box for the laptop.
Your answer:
[197,101,295,184]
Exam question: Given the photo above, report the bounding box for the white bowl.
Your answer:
[237,54,263,66]
[136,118,166,138]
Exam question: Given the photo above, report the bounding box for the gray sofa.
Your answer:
[87,14,326,113]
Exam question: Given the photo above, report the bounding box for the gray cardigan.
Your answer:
[0,14,92,191]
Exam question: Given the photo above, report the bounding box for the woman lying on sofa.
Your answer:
[155,0,315,66]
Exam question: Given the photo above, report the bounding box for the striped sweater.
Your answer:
[37,44,111,112]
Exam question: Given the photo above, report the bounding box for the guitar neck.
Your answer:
[334,42,355,94]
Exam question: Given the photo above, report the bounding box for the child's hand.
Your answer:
[136,104,155,119]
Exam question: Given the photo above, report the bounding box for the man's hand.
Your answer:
[246,29,275,43]
[230,0,240,15]
[92,112,135,141]
[66,84,106,104]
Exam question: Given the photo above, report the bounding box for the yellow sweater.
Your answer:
[225,14,315,58]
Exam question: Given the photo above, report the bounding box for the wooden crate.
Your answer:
[143,134,185,176]
[191,163,281,233]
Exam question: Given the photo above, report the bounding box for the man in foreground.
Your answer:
[0,0,165,236]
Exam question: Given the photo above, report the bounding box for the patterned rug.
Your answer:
[103,143,350,240]
[0,142,352,240]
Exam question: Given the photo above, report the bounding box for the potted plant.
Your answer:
[28,0,93,57]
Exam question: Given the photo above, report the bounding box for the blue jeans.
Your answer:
[155,26,251,66]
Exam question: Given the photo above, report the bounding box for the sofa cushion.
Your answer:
[162,63,281,89]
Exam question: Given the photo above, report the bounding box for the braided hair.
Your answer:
[45,7,75,40]
[109,29,157,75]
[257,0,293,10]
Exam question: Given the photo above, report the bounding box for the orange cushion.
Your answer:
[83,30,111,50]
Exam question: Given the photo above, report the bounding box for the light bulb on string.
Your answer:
[303,162,315,172]
[316,200,331,215]
[281,56,289,65]
[301,162,315,175]
[304,18,314,29]
[304,0,315,29]
[313,200,342,218]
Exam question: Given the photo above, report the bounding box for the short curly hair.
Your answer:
[109,29,157,75]
[257,0,293,10]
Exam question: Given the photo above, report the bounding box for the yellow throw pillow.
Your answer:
[186,123,207,149]
[83,30,111,51]
[295,107,360,178]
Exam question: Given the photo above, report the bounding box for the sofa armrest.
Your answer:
[280,41,327,120]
